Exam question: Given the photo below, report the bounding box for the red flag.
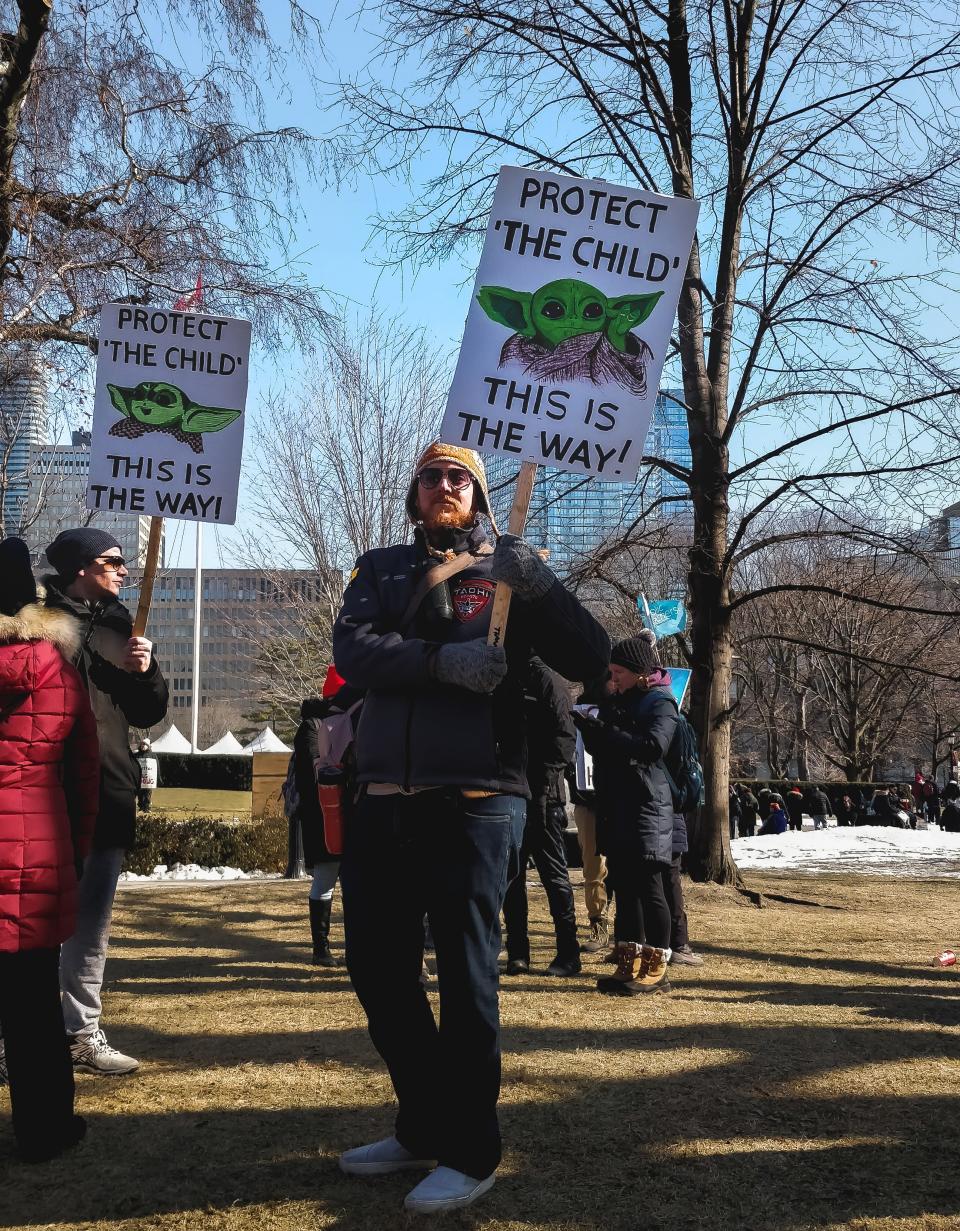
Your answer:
[173,271,204,312]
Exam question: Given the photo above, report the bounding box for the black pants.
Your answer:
[607,856,672,948]
[503,798,578,962]
[0,947,76,1154]
[340,789,525,1181]
[662,854,689,949]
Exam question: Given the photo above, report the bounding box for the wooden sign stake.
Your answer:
[487,460,537,648]
[133,515,163,637]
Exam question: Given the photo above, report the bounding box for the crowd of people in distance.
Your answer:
[728,770,960,839]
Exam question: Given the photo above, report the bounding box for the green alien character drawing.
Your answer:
[107,381,241,454]
[477,278,663,395]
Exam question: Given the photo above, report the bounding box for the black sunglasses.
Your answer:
[417,466,474,491]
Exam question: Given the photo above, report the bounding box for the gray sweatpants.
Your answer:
[60,847,125,1041]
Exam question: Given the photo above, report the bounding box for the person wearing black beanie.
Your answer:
[573,629,678,995]
[41,528,168,1078]
[45,528,123,583]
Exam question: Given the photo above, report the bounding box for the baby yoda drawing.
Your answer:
[477,278,663,395]
[107,381,241,454]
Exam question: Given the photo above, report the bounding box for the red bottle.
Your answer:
[318,783,345,856]
[933,950,957,967]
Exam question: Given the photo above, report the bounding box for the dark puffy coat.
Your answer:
[333,524,609,797]
[43,578,169,850]
[0,603,99,952]
[785,790,805,825]
[293,687,364,866]
[578,684,679,865]
[806,787,831,816]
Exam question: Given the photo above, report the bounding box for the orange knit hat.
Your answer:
[405,441,499,533]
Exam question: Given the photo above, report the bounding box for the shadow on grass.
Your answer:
[2,1018,959,1230]
[4,886,959,1228]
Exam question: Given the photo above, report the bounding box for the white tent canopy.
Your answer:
[151,724,193,753]
[242,726,292,754]
[201,731,245,755]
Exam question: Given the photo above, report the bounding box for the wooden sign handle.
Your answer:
[132,516,163,637]
[487,460,537,648]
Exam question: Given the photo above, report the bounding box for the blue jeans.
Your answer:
[340,789,525,1180]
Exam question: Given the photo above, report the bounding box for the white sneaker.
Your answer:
[70,1029,139,1076]
[339,1135,437,1176]
[403,1166,495,1213]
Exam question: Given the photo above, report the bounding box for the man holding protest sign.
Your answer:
[333,442,608,1213]
[43,529,169,1074]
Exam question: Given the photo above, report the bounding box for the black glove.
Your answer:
[490,534,554,600]
[432,641,508,693]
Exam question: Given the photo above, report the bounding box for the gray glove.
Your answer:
[490,533,555,601]
[432,641,508,693]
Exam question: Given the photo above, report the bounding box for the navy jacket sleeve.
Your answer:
[333,552,437,689]
[523,578,610,686]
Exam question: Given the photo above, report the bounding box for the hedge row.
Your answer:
[737,780,889,797]
[127,813,286,875]
[154,753,253,791]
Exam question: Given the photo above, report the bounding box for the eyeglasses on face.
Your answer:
[93,556,127,572]
[417,466,474,491]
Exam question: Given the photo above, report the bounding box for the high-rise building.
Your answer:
[123,568,333,713]
[25,430,159,567]
[486,388,692,575]
[1,348,47,536]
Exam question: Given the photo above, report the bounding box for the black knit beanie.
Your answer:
[46,527,122,581]
[0,537,38,616]
[610,628,661,676]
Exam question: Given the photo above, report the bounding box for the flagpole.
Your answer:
[191,521,202,753]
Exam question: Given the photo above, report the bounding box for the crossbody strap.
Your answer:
[398,544,493,633]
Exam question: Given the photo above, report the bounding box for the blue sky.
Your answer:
[161,2,959,566]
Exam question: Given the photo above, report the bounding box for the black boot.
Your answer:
[309,897,340,967]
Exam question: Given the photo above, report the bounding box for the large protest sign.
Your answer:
[441,166,699,482]
[87,304,251,524]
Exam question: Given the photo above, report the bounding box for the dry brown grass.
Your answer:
[2,872,959,1231]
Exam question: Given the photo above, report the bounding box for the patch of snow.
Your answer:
[734,824,960,877]
[120,863,280,882]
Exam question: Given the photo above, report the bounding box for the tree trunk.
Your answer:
[685,431,740,885]
[795,690,809,779]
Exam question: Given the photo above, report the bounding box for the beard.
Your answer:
[421,500,475,531]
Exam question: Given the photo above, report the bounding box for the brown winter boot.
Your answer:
[632,945,672,994]
[596,941,644,995]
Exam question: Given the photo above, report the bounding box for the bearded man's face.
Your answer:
[416,463,476,530]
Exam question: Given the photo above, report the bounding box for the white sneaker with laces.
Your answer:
[339,1135,437,1176]
[403,1166,495,1213]
[69,1029,139,1076]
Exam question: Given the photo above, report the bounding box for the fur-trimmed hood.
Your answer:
[0,602,81,658]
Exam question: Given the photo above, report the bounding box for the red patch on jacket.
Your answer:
[453,578,495,621]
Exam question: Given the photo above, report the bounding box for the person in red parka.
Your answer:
[0,537,99,1163]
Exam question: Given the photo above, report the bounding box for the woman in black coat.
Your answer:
[575,631,678,996]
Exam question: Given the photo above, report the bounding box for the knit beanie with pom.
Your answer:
[610,628,661,676]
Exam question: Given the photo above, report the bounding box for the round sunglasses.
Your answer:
[417,466,474,491]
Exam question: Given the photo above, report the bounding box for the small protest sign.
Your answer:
[440,166,699,482]
[87,303,251,525]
